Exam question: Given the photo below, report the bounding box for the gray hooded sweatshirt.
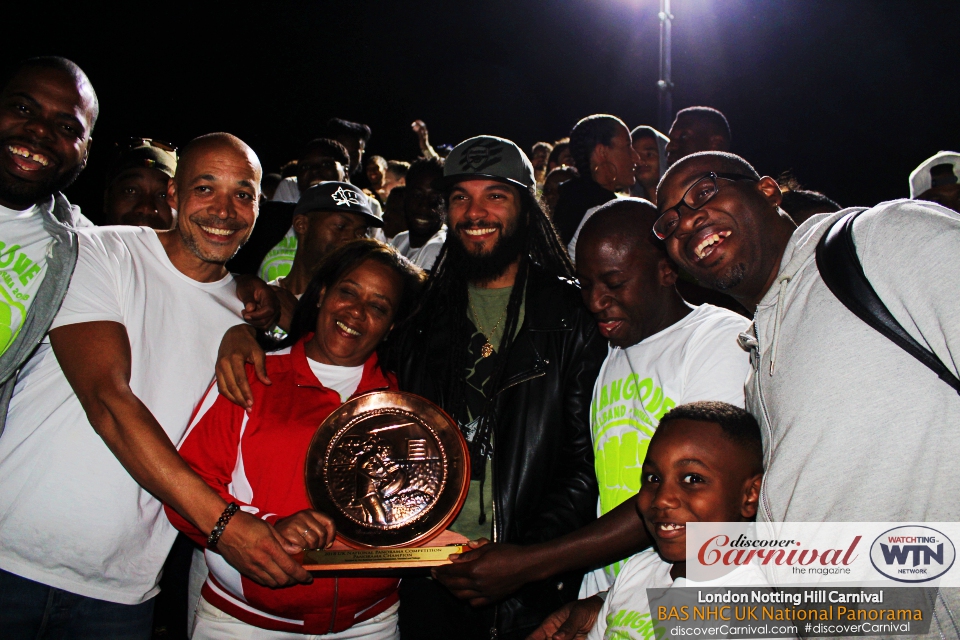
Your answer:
[738,199,960,525]
[0,194,88,436]
[629,126,669,201]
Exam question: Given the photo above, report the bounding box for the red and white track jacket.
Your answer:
[165,337,399,635]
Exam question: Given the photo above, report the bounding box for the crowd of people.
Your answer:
[0,55,958,640]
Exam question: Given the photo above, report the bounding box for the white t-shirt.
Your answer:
[0,203,52,355]
[582,304,751,595]
[389,225,446,270]
[307,358,364,402]
[271,176,300,203]
[588,549,769,640]
[0,226,245,605]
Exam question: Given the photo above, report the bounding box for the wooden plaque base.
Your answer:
[298,530,470,572]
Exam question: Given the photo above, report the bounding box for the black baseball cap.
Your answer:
[293,181,383,227]
[444,135,536,190]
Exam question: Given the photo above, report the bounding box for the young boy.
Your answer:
[532,401,763,640]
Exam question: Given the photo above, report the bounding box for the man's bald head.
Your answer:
[658,151,760,207]
[168,133,262,271]
[175,132,262,190]
[576,198,685,348]
[579,198,665,257]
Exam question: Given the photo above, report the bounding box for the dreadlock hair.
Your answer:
[399,182,574,483]
[264,239,426,368]
[568,114,628,182]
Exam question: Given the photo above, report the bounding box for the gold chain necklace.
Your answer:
[469,298,508,358]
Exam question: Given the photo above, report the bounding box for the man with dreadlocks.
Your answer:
[212,135,605,639]
[391,136,606,640]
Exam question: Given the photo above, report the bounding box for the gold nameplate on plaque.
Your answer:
[303,391,471,570]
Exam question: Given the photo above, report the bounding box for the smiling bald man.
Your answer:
[0,133,306,638]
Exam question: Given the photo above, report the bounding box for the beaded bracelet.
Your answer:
[207,502,240,548]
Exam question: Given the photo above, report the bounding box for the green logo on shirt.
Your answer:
[606,610,666,640]
[0,241,44,355]
[258,234,298,282]
[592,374,676,515]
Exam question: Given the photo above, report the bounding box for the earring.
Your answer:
[593,161,618,187]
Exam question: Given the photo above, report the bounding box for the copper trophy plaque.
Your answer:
[301,391,470,570]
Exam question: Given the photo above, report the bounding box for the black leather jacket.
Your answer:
[393,266,607,635]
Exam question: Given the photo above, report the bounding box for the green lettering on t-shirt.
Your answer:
[592,372,675,581]
[606,610,664,640]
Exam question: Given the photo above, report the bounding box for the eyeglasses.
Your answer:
[653,172,758,240]
[117,137,178,154]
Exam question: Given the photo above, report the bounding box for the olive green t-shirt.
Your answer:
[449,284,525,540]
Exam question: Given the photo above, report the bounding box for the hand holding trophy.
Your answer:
[301,390,470,571]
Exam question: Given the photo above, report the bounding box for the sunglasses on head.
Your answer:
[117,137,178,155]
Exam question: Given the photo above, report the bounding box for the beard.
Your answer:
[0,138,84,209]
[179,213,251,264]
[700,261,746,291]
[447,214,528,284]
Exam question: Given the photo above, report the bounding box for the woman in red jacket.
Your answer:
[166,240,425,639]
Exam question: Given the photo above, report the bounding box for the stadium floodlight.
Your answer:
[658,0,674,133]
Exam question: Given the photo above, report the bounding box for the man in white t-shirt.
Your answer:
[442,198,752,619]
[578,200,751,596]
[0,134,313,637]
[0,57,97,438]
[389,158,447,271]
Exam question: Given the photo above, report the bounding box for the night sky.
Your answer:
[4,0,958,223]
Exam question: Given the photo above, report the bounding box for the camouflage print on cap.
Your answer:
[444,135,535,189]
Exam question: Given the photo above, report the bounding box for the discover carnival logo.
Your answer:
[697,534,861,572]
[869,526,956,583]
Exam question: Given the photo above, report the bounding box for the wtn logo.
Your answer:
[880,543,944,566]
[870,526,956,583]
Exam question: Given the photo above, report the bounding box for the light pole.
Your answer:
[657,0,674,133]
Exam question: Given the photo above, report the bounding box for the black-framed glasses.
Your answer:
[653,172,758,240]
[117,137,178,154]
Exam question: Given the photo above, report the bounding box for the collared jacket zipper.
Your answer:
[751,322,776,523]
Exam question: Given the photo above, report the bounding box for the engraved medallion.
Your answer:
[305,391,470,549]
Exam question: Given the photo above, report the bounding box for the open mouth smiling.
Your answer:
[336,320,361,337]
[462,226,497,237]
[654,522,686,539]
[198,225,236,237]
[690,230,732,262]
[6,144,53,172]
